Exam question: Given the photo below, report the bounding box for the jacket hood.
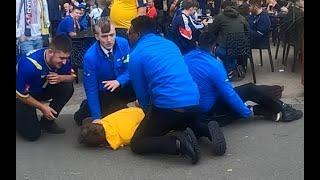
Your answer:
[223,7,240,18]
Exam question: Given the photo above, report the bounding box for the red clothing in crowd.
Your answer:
[147,6,157,19]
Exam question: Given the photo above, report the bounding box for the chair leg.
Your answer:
[267,46,274,72]
[75,68,79,84]
[284,44,290,66]
[275,38,280,59]
[292,46,298,72]
[249,53,256,83]
[259,49,263,66]
[282,42,287,65]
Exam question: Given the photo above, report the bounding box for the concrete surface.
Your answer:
[16,45,304,180]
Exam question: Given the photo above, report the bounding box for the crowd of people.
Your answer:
[16,0,304,164]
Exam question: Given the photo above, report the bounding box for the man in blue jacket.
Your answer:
[248,0,271,46]
[128,16,201,164]
[56,6,82,37]
[184,31,303,143]
[74,17,135,125]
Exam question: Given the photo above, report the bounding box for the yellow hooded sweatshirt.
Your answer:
[99,107,145,150]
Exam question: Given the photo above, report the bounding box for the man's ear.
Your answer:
[94,33,99,41]
[47,48,55,57]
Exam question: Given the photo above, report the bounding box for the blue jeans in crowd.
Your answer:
[19,38,43,55]
[214,46,237,74]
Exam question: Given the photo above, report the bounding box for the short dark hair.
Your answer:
[181,0,198,10]
[94,17,111,34]
[131,15,156,34]
[221,0,237,9]
[198,31,217,50]
[78,123,106,147]
[49,34,72,53]
[249,0,262,7]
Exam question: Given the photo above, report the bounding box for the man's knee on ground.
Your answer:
[130,139,143,154]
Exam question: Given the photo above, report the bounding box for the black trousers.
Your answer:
[16,82,74,141]
[78,85,136,119]
[130,106,209,155]
[202,83,283,127]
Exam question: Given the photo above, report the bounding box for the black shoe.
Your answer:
[40,120,66,134]
[74,100,90,126]
[253,105,281,121]
[177,128,200,164]
[208,121,227,156]
[281,103,303,122]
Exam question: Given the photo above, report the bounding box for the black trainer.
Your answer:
[177,128,200,164]
[208,121,227,156]
[74,100,90,126]
[281,103,303,122]
[40,120,66,134]
[253,105,281,121]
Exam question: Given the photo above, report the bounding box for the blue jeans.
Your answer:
[215,46,236,73]
[19,38,43,55]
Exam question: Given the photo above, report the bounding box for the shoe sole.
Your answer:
[185,128,200,164]
[208,121,227,156]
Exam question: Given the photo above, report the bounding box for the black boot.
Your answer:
[176,128,200,164]
[40,118,66,134]
[74,100,91,126]
[208,121,227,156]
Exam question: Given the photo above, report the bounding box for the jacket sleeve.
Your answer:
[42,0,51,28]
[83,55,102,119]
[116,43,131,86]
[16,0,23,38]
[210,62,252,118]
[128,54,150,109]
[249,14,271,39]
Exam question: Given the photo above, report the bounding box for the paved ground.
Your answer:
[16,46,304,180]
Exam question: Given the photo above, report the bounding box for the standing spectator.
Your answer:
[147,0,158,20]
[47,0,62,37]
[213,0,222,16]
[248,0,271,46]
[101,1,112,17]
[16,0,50,55]
[79,3,89,31]
[110,0,147,38]
[61,3,70,19]
[89,1,103,25]
[56,6,83,37]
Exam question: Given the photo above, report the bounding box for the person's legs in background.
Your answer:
[19,40,34,55]
[214,46,238,80]
[198,0,207,16]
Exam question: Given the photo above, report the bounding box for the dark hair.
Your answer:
[181,0,198,10]
[198,31,217,50]
[221,0,237,9]
[94,17,111,34]
[131,15,156,34]
[249,0,263,7]
[78,123,106,147]
[49,34,72,53]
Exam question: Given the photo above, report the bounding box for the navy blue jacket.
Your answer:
[248,11,271,45]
